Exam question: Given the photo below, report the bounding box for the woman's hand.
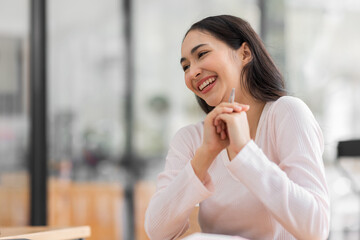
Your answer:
[214,105,251,158]
[191,102,249,181]
[202,102,249,156]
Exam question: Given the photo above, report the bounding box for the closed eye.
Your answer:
[198,51,209,58]
[182,64,189,71]
[181,50,209,72]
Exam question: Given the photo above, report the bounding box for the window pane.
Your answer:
[48,1,125,239]
[0,0,30,227]
[284,0,360,238]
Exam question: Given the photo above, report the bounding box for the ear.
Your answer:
[239,42,252,65]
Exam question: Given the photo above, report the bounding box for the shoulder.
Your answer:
[266,97,324,161]
[264,96,322,141]
[268,96,315,122]
[271,96,310,113]
[170,121,203,150]
[266,96,322,142]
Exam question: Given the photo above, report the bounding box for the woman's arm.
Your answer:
[145,103,248,239]
[226,97,330,240]
[144,125,215,240]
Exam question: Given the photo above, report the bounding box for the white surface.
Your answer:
[182,233,247,240]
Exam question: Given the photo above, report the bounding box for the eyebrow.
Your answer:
[180,43,207,64]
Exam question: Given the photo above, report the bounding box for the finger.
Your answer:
[221,124,228,139]
[210,104,249,126]
[214,116,221,127]
[214,114,231,126]
[213,108,232,125]
[216,113,233,128]
[217,102,250,111]
[216,124,222,134]
[220,130,227,140]
[213,103,250,117]
[217,120,226,134]
[211,107,234,125]
[233,104,250,113]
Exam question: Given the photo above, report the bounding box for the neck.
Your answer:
[247,100,265,140]
[236,92,265,140]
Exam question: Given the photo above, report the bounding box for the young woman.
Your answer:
[145,15,330,240]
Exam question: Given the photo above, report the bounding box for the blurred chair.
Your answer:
[336,139,360,240]
[338,140,360,158]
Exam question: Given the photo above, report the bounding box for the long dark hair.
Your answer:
[184,15,287,114]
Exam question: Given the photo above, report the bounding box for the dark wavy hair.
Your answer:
[184,15,287,114]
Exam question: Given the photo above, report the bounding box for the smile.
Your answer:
[198,77,216,91]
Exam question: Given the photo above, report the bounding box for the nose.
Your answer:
[185,64,201,91]
[189,65,202,80]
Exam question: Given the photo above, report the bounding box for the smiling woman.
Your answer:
[145,15,330,240]
[181,16,286,114]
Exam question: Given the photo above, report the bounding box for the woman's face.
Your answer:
[181,30,245,106]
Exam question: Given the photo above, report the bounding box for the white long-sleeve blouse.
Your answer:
[145,96,330,240]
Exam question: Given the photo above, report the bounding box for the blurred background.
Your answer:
[0,0,360,239]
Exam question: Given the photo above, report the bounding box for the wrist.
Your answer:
[191,145,218,182]
[198,144,220,159]
[229,139,251,155]
[200,143,224,159]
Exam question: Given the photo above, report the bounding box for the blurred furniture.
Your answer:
[0,174,123,240]
[338,140,360,158]
[48,179,123,240]
[336,139,360,240]
[0,175,200,240]
[0,226,90,240]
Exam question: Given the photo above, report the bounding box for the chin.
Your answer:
[205,98,222,107]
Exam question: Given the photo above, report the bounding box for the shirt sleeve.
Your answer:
[226,97,330,240]
[145,124,214,240]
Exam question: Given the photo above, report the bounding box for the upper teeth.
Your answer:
[199,77,216,91]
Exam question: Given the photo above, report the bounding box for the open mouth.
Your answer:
[198,76,217,91]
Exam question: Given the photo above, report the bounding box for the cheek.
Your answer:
[185,75,195,92]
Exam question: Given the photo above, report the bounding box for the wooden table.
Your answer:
[0,226,90,240]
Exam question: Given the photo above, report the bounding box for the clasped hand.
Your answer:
[202,102,251,159]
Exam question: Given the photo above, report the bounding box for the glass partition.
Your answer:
[47,0,125,239]
[284,1,360,238]
[0,0,30,228]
